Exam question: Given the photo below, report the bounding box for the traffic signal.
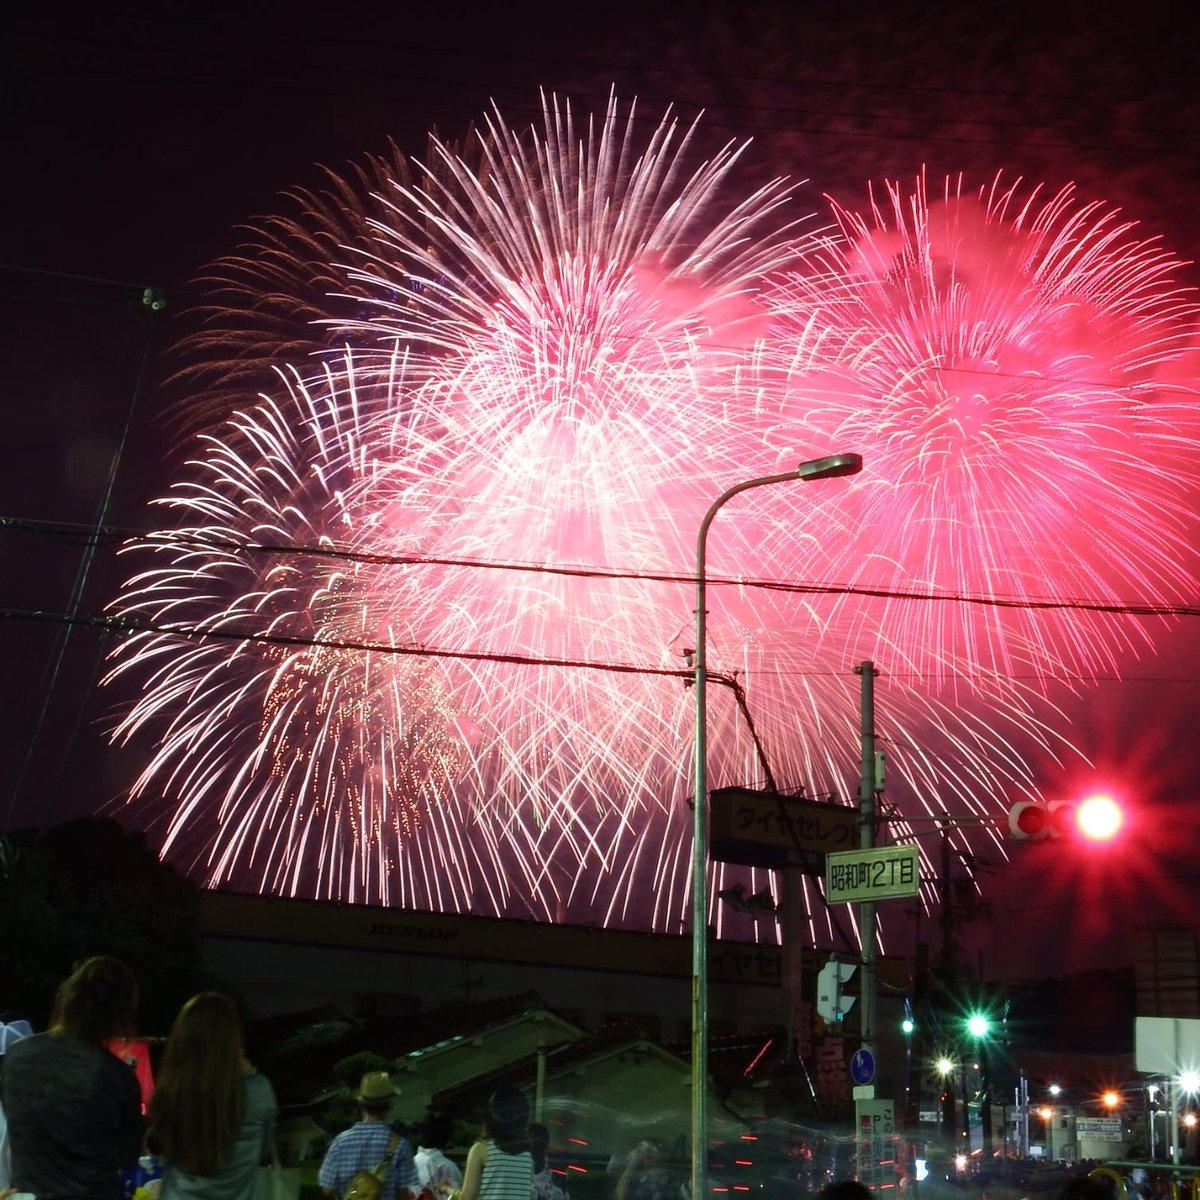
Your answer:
[1008,799,1075,841]
[816,958,857,1023]
[1008,795,1124,842]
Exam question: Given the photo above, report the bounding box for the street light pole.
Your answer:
[691,452,863,1200]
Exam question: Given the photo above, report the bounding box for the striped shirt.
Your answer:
[478,1140,533,1200]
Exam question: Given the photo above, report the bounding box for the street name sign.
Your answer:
[825,844,920,904]
[710,788,858,873]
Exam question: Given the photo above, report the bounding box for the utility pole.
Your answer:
[855,661,879,1071]
[939,822,954,970]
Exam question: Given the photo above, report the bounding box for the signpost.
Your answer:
[855,1096,896,1190]
[825,844,920,905]
[709,787,857,872]
[851,1047,877,1086]
[1075,1117,1122,1143]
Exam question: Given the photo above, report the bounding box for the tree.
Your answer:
[0,817,211,1033]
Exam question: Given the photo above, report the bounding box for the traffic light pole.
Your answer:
[856,661,879,1073]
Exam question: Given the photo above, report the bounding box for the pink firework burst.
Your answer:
[769,172,1200,684]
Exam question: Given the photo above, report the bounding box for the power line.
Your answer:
[0,602,701,683]
[0,599,783,790]
[5,514,1199,621]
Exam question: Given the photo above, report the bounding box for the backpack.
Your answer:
[341,1132,402,1200]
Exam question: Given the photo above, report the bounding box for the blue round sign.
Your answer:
[850,1047,876,1085]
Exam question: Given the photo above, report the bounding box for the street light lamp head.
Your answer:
[795,453,864,481]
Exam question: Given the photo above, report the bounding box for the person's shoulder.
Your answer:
[4,1031,41,1063]
[245,1071,276,1095]
[327,1124,360,1148]
[244,1070,279,1110]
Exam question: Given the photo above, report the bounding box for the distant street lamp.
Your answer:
[936,1056,958,1142]
[690,452,863,1200]
[967,1013,991,1038]
[1039,1106,1056,1161]
[965,1012,994,1156]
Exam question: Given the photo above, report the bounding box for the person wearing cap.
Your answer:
[438,1086,532,1200]
[3,957,143,1200]
[319,1072,419,1200]
[0,1020,32,1191]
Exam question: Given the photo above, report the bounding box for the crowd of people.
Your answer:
[0,957,1145,1200]
[0,956,571,1200]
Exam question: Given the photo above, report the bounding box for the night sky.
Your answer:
[5,1,1200,981]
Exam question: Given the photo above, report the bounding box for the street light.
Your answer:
[690,452,863,1200]
[1038,1107,1056,1161]
[967,1013,991,1038]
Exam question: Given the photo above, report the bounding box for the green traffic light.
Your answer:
[901,1017,915,1035]
[967,1013,991,1038]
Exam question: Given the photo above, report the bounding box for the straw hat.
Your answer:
[357,1071,401,1102]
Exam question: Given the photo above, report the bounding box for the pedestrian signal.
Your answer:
[816,958,857,1023]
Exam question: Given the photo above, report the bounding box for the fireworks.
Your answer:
[106,98,1200,933]
[770,172,1200,683]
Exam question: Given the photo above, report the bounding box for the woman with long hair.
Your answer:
[439,1087,531,1200]
[150,992,278,1200]
[3,956,143,1200]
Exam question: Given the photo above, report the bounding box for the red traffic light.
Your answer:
[1076,793,1124,841]
[1007,797,1124,842]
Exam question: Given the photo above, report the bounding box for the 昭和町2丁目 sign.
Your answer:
[825,844,920,904]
